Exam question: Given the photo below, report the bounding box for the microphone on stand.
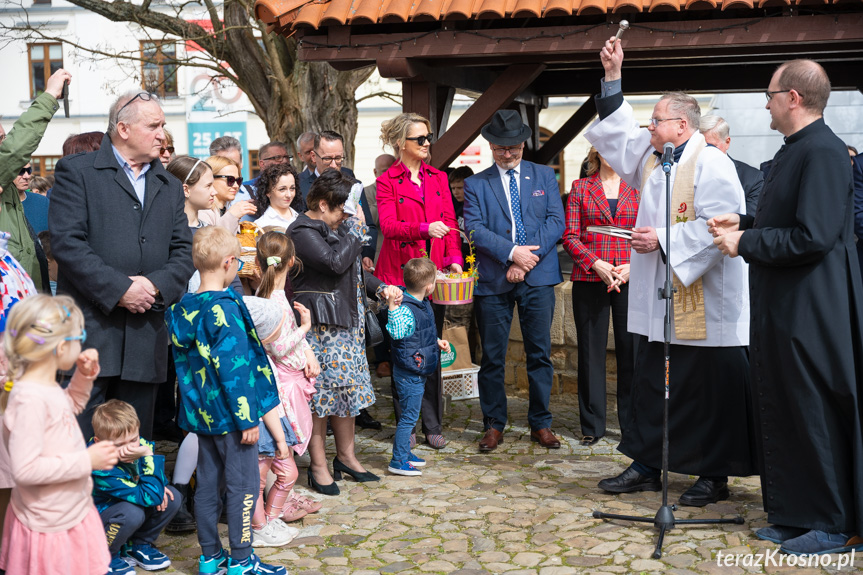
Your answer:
[661,142,674,173]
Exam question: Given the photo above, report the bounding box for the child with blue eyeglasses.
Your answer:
[0,295,120,575]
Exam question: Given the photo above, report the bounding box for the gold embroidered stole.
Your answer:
[641,139,707,340]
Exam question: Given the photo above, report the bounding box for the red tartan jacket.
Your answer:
[562,172,640,282]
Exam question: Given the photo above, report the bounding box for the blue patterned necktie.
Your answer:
[506,169,527,245]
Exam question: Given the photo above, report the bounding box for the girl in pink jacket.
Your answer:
[0,295,119,575]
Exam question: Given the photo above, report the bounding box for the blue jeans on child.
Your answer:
[391,366,425,466]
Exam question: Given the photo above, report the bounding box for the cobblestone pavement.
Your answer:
[152,380,862,574]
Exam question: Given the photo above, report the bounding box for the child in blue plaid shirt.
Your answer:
[385,258,450,476]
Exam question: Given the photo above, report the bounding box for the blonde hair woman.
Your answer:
[197,155,256,232]
[374,112,463,449]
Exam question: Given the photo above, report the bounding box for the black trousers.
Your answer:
[100,486,182,554]
[391,302,445,436]
[571,280,635,439]
[153,350,178,431]
[77,376,160,440]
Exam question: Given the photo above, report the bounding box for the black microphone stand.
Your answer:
[592,150,744,559]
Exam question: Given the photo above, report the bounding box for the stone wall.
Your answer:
[504,281,621,397]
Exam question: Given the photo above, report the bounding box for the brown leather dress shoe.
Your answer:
[375,361,392,377]
[530,428,561,448]
[478,428,504,452]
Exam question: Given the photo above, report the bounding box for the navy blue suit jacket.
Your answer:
[463,161,565,296]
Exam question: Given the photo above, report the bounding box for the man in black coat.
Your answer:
[711,60,863,555]
[49,90,194,439]
[853,155,863,275]
[700,115,764,217]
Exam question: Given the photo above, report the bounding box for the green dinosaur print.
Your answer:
[212,356,220,370]
[235,397,253,423]
[196,367,207,388]
[196,341,211,364]
[212,304,230,328]
[205,387,221,403]
[181,307,200,324]
[256,364,272,384]
[232,356,250,371]
[199,408,215,431]
[248,370,256,388]
[171,333,182,348]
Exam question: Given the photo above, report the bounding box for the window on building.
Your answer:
[248,150,260,179]
[28,43,63,99]
[539,127,565,196]
[33,0,52,4]
[141,41,178,98]
[31,155,61,177]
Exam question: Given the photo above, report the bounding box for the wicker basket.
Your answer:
[237,223,261,279]
[238,247,259,279]
[431,276,475,305]
[430,230,476,305]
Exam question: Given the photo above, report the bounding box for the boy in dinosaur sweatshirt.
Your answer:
[165,226,286,575]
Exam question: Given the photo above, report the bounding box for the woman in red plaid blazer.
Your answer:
[563,147,639,447]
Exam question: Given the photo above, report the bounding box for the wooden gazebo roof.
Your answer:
[254,0,863,168]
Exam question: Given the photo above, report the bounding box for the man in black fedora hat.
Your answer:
[463,109,566,451]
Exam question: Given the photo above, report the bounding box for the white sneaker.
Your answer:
[252,520,294,547]
[270,518,300,539]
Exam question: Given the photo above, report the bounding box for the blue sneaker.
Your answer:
[107,554,135,575]
[199,549,229,575]
[124,543,171,571]
[407,452,426,468]
[227,554,287,575]
[387,460,422,476]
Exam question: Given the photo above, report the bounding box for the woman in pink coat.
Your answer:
[375,112,463,448]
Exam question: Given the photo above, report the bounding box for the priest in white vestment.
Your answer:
[583,37,757,507]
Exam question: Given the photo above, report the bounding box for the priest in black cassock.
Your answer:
[711,59,863,556]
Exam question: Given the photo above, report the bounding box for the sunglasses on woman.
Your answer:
[214,175,243,187]
[160,146,175,155]
[405,134,434,146]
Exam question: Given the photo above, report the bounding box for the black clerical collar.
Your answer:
[783,117,825,145]
[653,139,689,163]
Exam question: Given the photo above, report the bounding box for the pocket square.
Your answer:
[532,190,545,196]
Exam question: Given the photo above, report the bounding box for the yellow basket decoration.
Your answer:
[431,230,478,306]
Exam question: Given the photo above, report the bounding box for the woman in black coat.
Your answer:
[288,169,388,496]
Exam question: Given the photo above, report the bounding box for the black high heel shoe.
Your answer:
[307,468,340,496]
[332,457,380,482]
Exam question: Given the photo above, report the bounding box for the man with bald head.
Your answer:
[711,59,863,555]
[50,90,194,440]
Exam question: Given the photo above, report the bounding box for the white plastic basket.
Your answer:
[442,363,480,401]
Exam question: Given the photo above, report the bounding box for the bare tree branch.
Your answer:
[1,0,376,163]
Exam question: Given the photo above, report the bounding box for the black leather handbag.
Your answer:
[361,274,384,347]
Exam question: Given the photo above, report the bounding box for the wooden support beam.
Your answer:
[435,85,455,135]
[298,14,863,64]
[402,80,432,118]
[520,103,541,153]
[429,63,546,170]
[378,58,545,108]
[532,60,863,95]
[534,98,598,166]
